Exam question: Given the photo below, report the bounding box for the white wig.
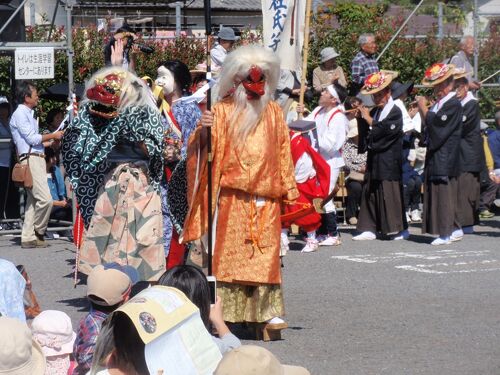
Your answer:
[215,44,280,100]
[81,66,157,113]
[214,45,280,142]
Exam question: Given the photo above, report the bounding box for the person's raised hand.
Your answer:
[296,103,305,114]
[111,38,124,66]
[358,105,370,119]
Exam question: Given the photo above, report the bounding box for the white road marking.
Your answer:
[331,250,500,274]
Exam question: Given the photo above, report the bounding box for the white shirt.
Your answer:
[394,98,414,133]
[210,44,228,71]
[306,105,348,169]
[9,104,43,154]
[430,91,456,113]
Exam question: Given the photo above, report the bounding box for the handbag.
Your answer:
[11,146,33,189]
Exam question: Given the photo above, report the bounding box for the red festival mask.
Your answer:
[86,72,125,118]
[241,65,266,100]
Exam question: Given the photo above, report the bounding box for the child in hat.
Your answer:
[73,264,136,375]
[32,310,76,375]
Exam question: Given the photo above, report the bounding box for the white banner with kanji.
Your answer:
[261,0,306,72]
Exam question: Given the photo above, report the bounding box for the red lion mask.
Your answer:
[86,72,125,118]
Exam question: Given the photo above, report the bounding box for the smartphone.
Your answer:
[206,275,217,305]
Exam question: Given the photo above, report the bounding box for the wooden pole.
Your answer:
[298,0,313,120]
[203,0,213,276]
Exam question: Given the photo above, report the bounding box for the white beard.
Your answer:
[229,84,271,143]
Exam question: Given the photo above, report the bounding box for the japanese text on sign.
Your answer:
[15,48,55,80]
[267,0,289,52]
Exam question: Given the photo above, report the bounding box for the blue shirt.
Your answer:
[47,166,66,201]
[9,104,43,154]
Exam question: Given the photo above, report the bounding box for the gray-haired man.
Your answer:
[450,35,481,91]
[350,33,379,94]
[9,81,64,248]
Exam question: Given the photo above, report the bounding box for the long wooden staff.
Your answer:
[298,0,313,120]
[204,0,213,276]
[480,69,500,84]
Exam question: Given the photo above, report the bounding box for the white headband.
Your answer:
[326,85,339,101]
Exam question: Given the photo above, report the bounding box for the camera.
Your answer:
[123,36,154,54]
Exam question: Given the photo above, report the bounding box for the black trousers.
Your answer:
[346,179,363,220]
[0,166,20,219]
[403,175,422,212]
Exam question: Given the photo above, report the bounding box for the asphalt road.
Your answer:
[1,218,499,375]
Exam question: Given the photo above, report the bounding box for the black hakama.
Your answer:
[357,178,407,234]
[422,175,459,236]
[455,172,480,227]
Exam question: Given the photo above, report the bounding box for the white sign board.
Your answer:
[15,48,55,80]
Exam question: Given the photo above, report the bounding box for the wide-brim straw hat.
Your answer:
[421,63,455,87]
[190,63,207,79]
[360,70,399,95]
[453,67,472,80]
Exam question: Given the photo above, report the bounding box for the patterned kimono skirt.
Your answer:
[78,162,165,281]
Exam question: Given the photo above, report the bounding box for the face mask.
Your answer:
[241,65,266,100]
[155,66,175,96]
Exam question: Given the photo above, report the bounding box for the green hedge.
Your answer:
[309,2,499,118]
[0,8,497,122]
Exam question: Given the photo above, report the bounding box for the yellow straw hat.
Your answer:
[453,67,472,80]
[422,63,456,86]
[360,70,399,95]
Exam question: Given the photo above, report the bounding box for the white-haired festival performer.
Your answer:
[182,45,298,340]
[61,66,165,281]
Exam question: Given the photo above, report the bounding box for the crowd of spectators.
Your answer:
[0,256,310,374]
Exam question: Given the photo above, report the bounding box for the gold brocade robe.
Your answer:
[182,99,298,285]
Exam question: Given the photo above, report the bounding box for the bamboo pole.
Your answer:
[203,0,213,276]
[298,0,313,120]
[480,69,500,84]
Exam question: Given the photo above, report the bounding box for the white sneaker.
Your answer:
[392,229,409,240]
[431,236,451,246]
[316,234,327,243]
[318,235,341,246]
[348,217,358,225]
[406,211,412,223]
[352,231,376,241]
[450,229,464,242]
[494,199,500,208]
[301,238,319,253]
[410,209,421,222]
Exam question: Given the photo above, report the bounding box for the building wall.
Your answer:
[24,0,67,26]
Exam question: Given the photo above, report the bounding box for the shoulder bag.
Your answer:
[11,146,33,189]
